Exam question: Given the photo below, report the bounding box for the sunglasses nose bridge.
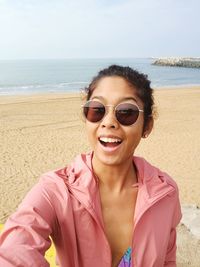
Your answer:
[104,104,116,117]
[102,104,118,126]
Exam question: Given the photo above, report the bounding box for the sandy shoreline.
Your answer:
[0,86,200,266]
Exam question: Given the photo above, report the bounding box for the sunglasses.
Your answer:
[82,100,144,126]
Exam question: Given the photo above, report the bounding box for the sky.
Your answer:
[0,0,199,60]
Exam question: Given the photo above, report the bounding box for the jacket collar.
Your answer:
[134,156,176,200]
[55,152,176,210]
[55,152,98,211]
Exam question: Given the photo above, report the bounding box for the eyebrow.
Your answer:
[91,96,138,103]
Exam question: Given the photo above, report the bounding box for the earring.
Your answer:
[143,133,148,138]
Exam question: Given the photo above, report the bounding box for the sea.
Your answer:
[0,58,199,96]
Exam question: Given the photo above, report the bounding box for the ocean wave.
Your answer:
[0,82,89,95]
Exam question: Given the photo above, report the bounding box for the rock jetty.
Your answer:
[152,57,200,68]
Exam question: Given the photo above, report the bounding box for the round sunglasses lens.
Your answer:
[116,103,139,125]
[83,101,105,122]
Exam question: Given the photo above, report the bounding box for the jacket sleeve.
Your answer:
[164,191,182,266]
[0,177,57,267]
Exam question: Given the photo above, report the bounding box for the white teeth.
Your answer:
[99,137,121,143]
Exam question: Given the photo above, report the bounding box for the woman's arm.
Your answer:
[164,227,178,266]
[0,177,57,267]
[164,193,182,266]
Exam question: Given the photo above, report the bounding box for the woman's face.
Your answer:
[85,76,147,167]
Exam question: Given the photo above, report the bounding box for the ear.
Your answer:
[142,117,154,138]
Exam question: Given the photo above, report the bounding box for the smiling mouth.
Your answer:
[99,137,122,147]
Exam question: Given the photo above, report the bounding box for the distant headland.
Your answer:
[152,57,200,68]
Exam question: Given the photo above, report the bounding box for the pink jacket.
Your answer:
[0,153,182,267]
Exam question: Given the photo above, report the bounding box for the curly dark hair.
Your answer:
[84,64,155,132]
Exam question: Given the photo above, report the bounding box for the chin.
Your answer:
[93,153,124,167]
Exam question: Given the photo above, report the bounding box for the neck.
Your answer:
[92,155,137,193]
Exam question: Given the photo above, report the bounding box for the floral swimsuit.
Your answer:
[118,247,132,267]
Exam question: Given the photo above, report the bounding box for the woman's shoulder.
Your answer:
[135,156,182,221]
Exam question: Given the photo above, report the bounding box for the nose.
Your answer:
[101,107,119,129]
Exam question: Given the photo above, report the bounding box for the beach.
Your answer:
[0,86,200,266]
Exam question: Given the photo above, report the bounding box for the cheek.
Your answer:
[125,123,144,146]
[85,122,97,144]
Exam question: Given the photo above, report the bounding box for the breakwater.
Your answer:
[152,57,200,68]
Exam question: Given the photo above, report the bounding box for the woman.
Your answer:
[0,65,181,267]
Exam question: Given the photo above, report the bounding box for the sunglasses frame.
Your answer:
[82,100,144,126]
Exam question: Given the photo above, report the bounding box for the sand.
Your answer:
[0,86,200,266]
